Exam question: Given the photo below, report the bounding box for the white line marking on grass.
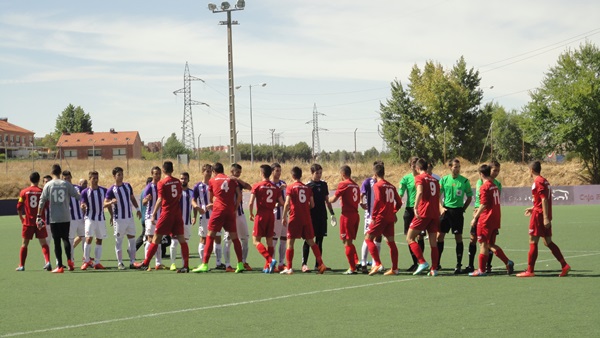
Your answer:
[0,277,422,337]
[511,252,600,267]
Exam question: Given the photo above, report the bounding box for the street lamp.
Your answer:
[236,82,266,166]
[208,1,246,164]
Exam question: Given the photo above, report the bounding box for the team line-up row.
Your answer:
[16,158,570,277]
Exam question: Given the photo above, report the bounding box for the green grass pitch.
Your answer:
[1,205,599,337]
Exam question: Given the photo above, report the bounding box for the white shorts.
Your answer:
[69,219,85,239]
[273,217,287,238]
[198,217,221,237]
[114,217,136,238]
[144,219,156,236]
[363,217,372,234]
[183,223,191,240]
[224,214,249,241]
[85,219,107,239]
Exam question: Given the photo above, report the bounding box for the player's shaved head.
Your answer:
[260,164,272,178]
[30,172,40,184]
[340,165,351,177]
[291,166,302,179]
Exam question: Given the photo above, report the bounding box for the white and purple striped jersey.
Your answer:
[69,185,84,221]
[180,188,193,226]
[272,179,286,220]
[236,189,245,216]
[81,186,108,221]
[192,182,211,220]
[142,182,160,221]
[105,183,135,220]
[360,177,376,221]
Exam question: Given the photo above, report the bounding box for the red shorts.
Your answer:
[409,216,440,234]
[529,211,552,237]
[477,226,498,245]
[340,213,359,241]
[253,212,275,238]
[287,218,315,240]
[22,225,48,240]
[208,210,237,234]
[156,213,184,236]
[367,217,395,238]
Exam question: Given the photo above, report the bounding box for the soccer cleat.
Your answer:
[268,259,277,274]
[43,262,52,271]
[355,263,363,271]
[277,264,286,272]
[384,269,399,276]
[215,263,226,270]
[80,262,90,270]
[155,264,167,270]
[506,260,515,275]
[412,262,430,275]
[317,264,327,274]
[52,266,64,273]
[469,269,487,277]
[361,265,369,274]
[516,270,535,277]
[486,265,493,274]
[437,265,442,271]
[301,265,311,273]
[225,266,236,272]
[463,266,474,274]
[118,263,127,270]
[93,263,105,270]
[342,268,357,275]
[135,263,149,271]
[170,263,177,271]
[559,264,571,277]
[67,260,75,271]
[16,266,25,271]
[129,263,137,269]
[453,267,462,275]
[192,263,209,273]
[243,262,253,271]
[280,268,293,275]
[406,264,418,272]
[262,268,269,273]
[235,262,245,273]
[177,267,190,273]
[428,269,439,277]
[368,264,384,276]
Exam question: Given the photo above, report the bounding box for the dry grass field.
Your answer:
[0,157,587,199]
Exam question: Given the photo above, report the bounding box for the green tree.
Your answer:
[487,103,531,162]
[523,42,600,183]
[380,57,488,162]
[55,104,93,136]
[163,133,191,159]
[35,134,59,149]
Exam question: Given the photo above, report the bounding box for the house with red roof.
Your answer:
[0,118,35,158]
[56,129,142,160]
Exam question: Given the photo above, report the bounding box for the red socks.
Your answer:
[387,241,398,270]
[409,241,425,264]
[143,242,158,266]
[19,246,27,266]
[42,244,50,263]
[345,245,356,270]
[286,248,294,269]
[233,238,243,262]
[478,253,489,272]
[203,236,214,264]
[256,243,271,262]
[366,238,381,266]
[493,247,509,265]
[310,244,324,266]
[527,243,538,273]
[180,242,189,268]
[547,242,567,267]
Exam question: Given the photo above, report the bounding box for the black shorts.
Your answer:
[440,208,464,234]
[50,222,71,240]
[312,218,328,237]
[403,207,415,235]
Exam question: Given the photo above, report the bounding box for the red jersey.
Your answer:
[209,173,239,213]
[17,185,43,226]
[532,175,552,219]
[251,180,279,215]
[415,173,440,219]
[477,180,501,229]
[157,175,183,217]
[286,181,313,225]
[334,179,360,215]
[371,179,402,223]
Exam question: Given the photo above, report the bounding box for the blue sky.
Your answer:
[1,0,599,152]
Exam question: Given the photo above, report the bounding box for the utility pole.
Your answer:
[269,129,276,162]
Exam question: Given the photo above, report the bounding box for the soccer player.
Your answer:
[41,175,53,260]
[37,164,80,273]
[365,163,403,276]
[469,164,514,276]
[224,163,253,271]
[135,177,153,252]
[72,178,89,253]
[329,165,361,274]
[406,158,442,276]
[80,171,110,270]
[193,162,245,273]
[61,171,85,264]
[398,157,424,271]
[271,163,287,272]
[136,161,190,273]
[248,164,285,273]
[302,163,335,272]
[170,172,197,271]
[192,164,225,269]
[16,172,51,271]
[281,166,327,275]
[358,162,383,274]
[468,160,502,274]
[438,158,472,274]
[105,166,142,270]
[141,166,165,269]
[517,161,570,277]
